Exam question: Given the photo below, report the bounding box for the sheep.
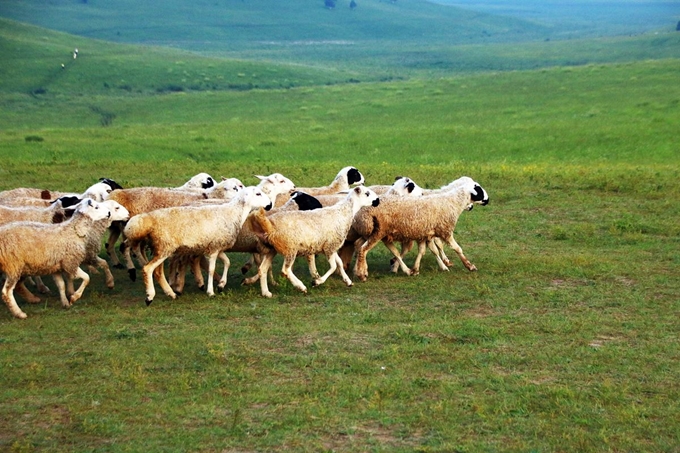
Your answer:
[65,200,130,293]
[0,179,122,207]
[0,199,112,319]
[250,186,380,298]
[169,173,297,293]
[104,176,241,270]
[273,166,364,207]
[0,195,82,297]
[122,186,273,305]
[351,178,489,282]
[0,196,81,226]
[177,172,216,190]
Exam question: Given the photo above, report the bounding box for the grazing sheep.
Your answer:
[274,166,364,206]
[352,178,489,281]
[123,187,273,305]
[251,186,380,298]
[0,199,112,319]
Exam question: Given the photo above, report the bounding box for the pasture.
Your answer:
[1,37,679,452]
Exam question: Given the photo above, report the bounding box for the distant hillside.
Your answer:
[0,18,367,96]
[0,0,551,50]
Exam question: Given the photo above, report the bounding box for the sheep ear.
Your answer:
[394,175,403,181]
[354,186,361,194]
[221,176,228,181]
[254,175,266,181]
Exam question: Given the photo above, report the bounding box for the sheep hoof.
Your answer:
[468,265,478,272]
[217,286,224,293]
[175,291,182,297]
[128,269,136,281]
[241,264,251,274]
[15,311,28,319]
[199,285,205,292]
[145,298,153,306]
[262,291,273,298]
[114,263,125,269]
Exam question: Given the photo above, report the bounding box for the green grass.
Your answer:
[0,19,679,452]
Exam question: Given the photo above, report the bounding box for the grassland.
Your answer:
[0,17,679,453]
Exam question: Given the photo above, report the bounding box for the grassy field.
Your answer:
[0,18,679,453]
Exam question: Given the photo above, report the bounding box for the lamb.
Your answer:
[122,186,273,305]
[0,199,112,319]
[273,166,364,207]
[351,178,489,281]
[250,186,380,298]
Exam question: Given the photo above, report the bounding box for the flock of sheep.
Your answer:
[0,167,489,319]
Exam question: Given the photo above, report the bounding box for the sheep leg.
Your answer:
[105,227,123,268]
[51,273,70,307]
[258,252,275,298]
[217,252,230,292]
[153,263,177,299]
[390,240,415,273]
[142,254,171,305]
[34,276,51,294]
[241,255,255,275]
[307,255,321,280]
[65,272,75,298]
[383,241,414,276]
[444,234,477,271]
[353,236,382,282]
[409,241,430,275]
[312,252,338,287]
[204,252,220,296]
[281,254,307,294]
[3,276,28,319]
[434,237,453,267]
[427,239,450,271]
[96,256,115,288]
[68,267,90,305]
[170,256,187,294]
[122,239,138,281]
[16,280,41,304]
[319,252,352,287]
[338,241,355,271]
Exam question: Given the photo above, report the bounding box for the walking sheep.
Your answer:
[352,178,489,281]
[251,186,380,298]
[0,199,112,319]
[123,187,273,305]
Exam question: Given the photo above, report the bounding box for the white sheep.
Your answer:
[104,175,240,269]
[0,179,121,206]
[170,173,297,293]
[273,166,364,206]
[0,196,81,226]
[251,186,380,298]
[122,186,272,305]
[352,178,489,281]
[0,199,112,319]
[66,200,130,293]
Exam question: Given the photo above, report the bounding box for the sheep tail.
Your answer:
[250,208,274,244]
